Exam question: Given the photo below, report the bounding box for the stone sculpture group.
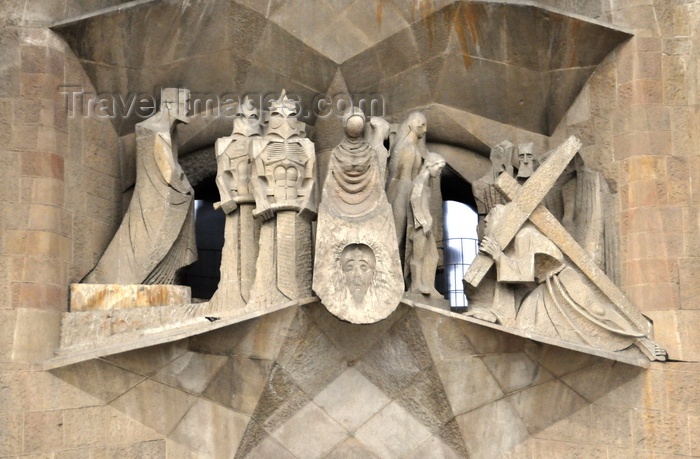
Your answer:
[83,87,666,361]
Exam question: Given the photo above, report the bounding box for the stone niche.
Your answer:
[14,0,688,458]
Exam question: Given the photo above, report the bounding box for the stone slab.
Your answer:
[407,301,650,368]
[70,283,191,311]
[42,297,319,371]
[403,292,450,310]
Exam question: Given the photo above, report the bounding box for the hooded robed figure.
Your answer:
[313,108,403,324]
[83,88,196,285]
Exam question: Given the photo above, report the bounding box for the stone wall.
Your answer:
[1,0,700,458]
[551,0,700,361]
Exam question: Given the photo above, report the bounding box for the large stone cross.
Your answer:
[463,135,650,335]
[463,135,582,287]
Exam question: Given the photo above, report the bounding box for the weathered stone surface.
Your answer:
[250,364,310,434]
[406,435,462,459]
[355,311,432,397]
[524,342,602,378]
[276,310,347,398]
[245,435,296,459]
[270,403,347,458]
[456,398,530,458]
[103,340,189,377]
[48,360,143,408]
[355,402,433,458]
[415,308,478,361]
[109,380,197,435]
[10,308,62,362]
[151,351,227,395]
[325,437,380,459]
[396,367,455,432]
[103,405,162,445]
[170,399,250,458]
[306,303,408,362]
[23,410,63,453]
[63,406,106,448]
[312,368,391,432]
[232,306,298,360]
[532,439,606,459]
[509,379,589,435]
[70,284,191,311]
[202,356,272,416]
[435,356,504,416]
[631,410,690,455]
[90,440,166,459]
[481,352,554,394]
[0,413,22,456]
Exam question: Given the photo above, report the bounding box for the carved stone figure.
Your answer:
[515,142,538,181]
[313,108,403,324]
[364,116,391,183]
[386,112,428,251]
[340,243,376,304]
[473,140,515,238]
[478,203,664,359]
[210,97,261,307]
[248,91,316,306]
[405,152,446,299]
[464,136,666,362]
[84,88,196,285]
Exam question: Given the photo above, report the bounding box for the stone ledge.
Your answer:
[70,283,191,311]
[43,297,319,371]
[405,300,651,368]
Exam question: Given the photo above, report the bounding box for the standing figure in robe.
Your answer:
[84,88,196,285]
[314,108,403,324]
[248,90,316,306]
[405,152,446,299]
[211,97,261,307]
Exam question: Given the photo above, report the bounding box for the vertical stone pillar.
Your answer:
[600,0,700,360]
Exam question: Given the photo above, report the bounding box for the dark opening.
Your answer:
[182,176,224,300]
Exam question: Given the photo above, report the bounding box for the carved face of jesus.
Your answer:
[340,244,376,303]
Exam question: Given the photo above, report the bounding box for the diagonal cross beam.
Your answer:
[463,135,582,288]
[494,173,651,335]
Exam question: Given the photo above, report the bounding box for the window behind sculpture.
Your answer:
[181,176,225,300]
[437,201,479,309]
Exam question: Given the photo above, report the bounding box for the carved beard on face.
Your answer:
[517,161,535,179]
[340,244,376,303]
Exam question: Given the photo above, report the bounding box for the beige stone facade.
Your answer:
[1,0,700,457]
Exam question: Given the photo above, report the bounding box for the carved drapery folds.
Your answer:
[77,95,664,365]
[464,136,667,362]
[83,88,197,285]
[313,108,404,324]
